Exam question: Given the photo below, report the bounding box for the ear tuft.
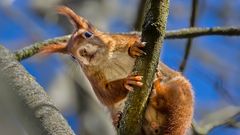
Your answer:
[56,6,86,29]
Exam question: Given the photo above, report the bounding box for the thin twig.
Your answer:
[166,27,240,39]
[15,27,240,61]
[179,0,198,72]
[208,112,240,133]
[193,110,240,135]
[192,105,240,135]
[15,35,70,61]
[191,120,206,135]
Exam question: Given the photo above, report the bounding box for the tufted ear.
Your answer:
[56,6,97,32]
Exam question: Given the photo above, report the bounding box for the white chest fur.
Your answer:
[101,51,136,82]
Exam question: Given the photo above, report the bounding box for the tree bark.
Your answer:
[0,45,75,135]
[117,0,170,134]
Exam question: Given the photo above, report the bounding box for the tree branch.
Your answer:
[192,120,207,135]
[15,35,70,61]
[0,45,75,135]
[179,0,198,72]
[14,27,240,61]
[192,106,240,135]
[166,27,240,39]
[117,0,170,134]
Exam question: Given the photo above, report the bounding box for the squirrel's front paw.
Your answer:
[150,122,160,135]
[129,41,146,58]
[124,74,143,91]
[112,111,123,128]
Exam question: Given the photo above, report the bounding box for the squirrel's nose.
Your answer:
[154,129,160,134]
[79,48,88,56]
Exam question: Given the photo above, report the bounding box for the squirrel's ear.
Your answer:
[57,6,97,32]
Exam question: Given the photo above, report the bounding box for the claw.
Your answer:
[129,41,147,57]
[137,41,146,48]
[156,71,164,81]
[124,84,134,92]
[131,71,139,76]
[142,41,147,46]
[124,75,143,92]
[112,111,123,128]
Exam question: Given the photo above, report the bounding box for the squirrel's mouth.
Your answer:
[88,51,97,62]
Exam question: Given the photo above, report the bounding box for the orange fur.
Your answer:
[39,6,194,135]
[57,6,98,33]
[143,69,193,135]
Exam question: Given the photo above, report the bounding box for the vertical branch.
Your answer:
[179,0,198,72]
[0,45,75,135]
[118,0,170,134]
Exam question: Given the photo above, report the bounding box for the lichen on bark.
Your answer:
[117,0,170,134]
[0,45,75,135]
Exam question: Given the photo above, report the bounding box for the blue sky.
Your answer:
[0,0,240,134]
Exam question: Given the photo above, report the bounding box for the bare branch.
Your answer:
[191,120,206,135]
[15,26,240,61]
[166,27,240,39]
[117,0,170,134]
[192,106,240,135]
[179,0,198,72]
[0,45,75,135]
[15,35,70,61]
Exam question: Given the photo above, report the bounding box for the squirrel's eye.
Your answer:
[83,31,93,38]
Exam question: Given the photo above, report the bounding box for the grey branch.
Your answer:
[0,45,75,135]
[166,27,240,39]
[12,25,240,135]
[192,106,240,135]
[117,0,170,134]
[15,35,70,61]
[14,26,240,61]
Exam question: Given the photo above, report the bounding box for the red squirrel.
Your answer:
[40,6,194,135]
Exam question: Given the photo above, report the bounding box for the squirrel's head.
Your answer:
[57,6,110,66]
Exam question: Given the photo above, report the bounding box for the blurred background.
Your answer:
[0,0,240,135]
